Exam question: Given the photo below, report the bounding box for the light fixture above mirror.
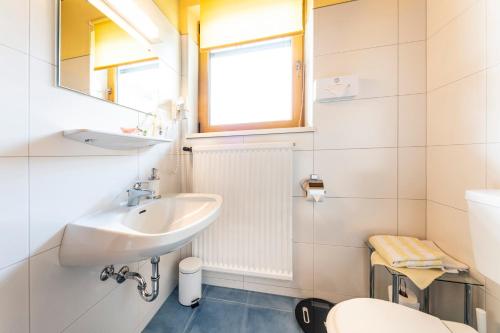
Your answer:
[88,0,162,46]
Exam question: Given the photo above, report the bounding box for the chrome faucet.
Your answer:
[127,182,153,207]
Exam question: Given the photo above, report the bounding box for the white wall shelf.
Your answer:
[63,129,172,150]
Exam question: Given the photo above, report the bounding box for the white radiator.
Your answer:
[192,142,293,280]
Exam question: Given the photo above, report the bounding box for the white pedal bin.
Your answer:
[179,257,202,306]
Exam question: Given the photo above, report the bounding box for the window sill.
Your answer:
[185,127,315,139]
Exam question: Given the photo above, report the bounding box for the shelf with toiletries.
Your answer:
[63,129,172,150]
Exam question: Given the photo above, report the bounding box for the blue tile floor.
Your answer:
[143,285,303,333]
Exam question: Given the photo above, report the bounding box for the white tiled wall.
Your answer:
[0,1,187,331]
[426,0,500,329]
[311,0,426,303]
[187,0,427,303]
[11,0,500,330]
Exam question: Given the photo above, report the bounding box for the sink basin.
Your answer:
[59,193,222,266]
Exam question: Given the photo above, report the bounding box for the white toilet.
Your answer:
[325,189,500,333]
[325,298,476,333]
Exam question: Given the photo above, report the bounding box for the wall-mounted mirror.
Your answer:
[57,0,176,115]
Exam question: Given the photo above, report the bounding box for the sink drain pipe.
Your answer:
[100,256,160,302]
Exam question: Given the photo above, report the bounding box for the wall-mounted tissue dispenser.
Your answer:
[315,75,359,102]
[302,174,326,202]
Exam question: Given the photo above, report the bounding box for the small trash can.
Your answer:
[179,257,202,307]
[295,298,335,333]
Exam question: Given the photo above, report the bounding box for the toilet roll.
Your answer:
[306,189,325,202]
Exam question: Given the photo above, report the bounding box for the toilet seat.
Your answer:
[325,298,477,333]
[443,321,480,333]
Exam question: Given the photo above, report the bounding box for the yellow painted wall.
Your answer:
[314,0,355,8]
[180,0,200,44]
[154,0,199,43]
[153,0,180,30]
[60,0,104,60]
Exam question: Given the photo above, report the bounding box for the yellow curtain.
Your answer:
[153,0,180,31]
[199,0,303,50]
[92,19,156,70]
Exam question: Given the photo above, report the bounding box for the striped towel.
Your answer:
[369,235,444,268]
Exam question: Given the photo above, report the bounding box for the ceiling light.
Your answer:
[88,0,160,46]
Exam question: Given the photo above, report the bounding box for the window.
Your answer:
[199,35,304,132]
[115,60,161,113]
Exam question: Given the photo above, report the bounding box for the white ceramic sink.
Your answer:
[59,193,222,266]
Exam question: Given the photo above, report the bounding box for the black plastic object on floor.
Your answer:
[295,298,335,333]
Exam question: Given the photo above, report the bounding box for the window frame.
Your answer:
[199,34,304,133]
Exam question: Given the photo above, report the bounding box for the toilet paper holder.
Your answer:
[301,174,326,202]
